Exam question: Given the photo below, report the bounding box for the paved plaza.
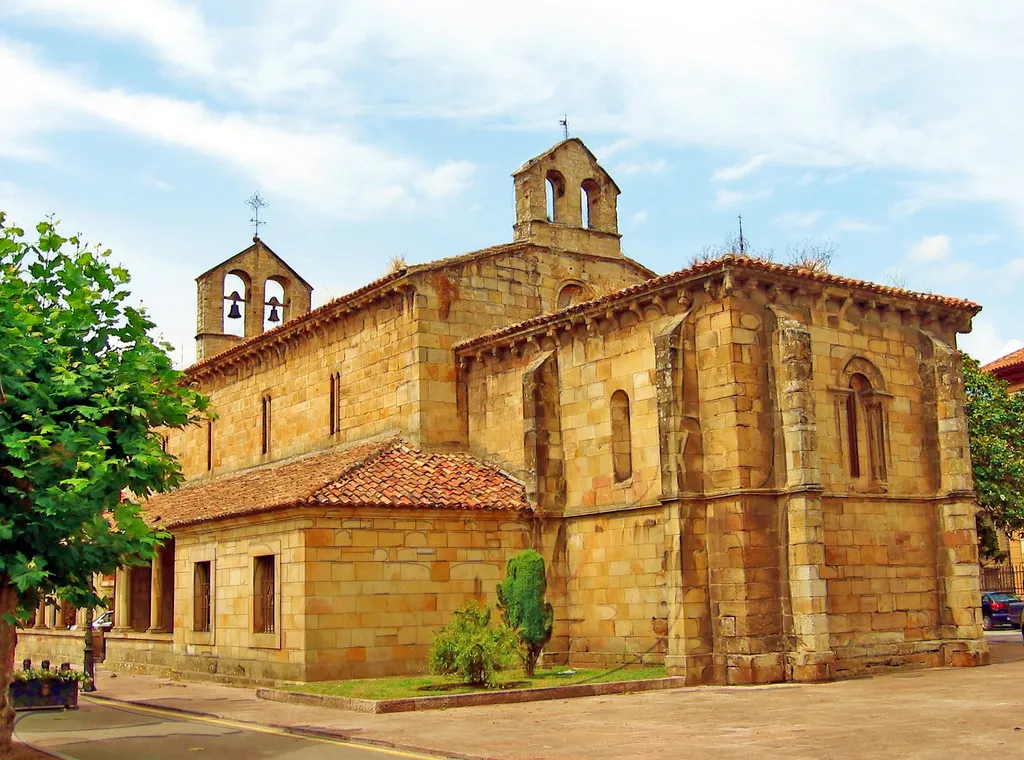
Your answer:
[15,632,1023,759]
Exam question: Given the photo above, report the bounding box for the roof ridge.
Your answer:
[982,345,1024,372]
[301,437,404,503]
[185,241,546,377]
[454,254,980,352]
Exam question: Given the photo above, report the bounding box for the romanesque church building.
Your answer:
[22,139,987,686]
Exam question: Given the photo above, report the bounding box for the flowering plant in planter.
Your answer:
[11,667,91,685]
[9,665,89,710]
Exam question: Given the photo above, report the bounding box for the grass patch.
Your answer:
[288,665,667,701]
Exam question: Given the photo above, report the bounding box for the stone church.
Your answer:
[18,139,988,686]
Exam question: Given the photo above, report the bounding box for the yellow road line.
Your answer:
[83,695,440,759]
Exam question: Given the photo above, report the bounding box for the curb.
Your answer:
[257,676,689,713]
[80,693,494,760]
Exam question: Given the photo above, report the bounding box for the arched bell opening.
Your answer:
[263,278,287,331]
[223,271,250,336]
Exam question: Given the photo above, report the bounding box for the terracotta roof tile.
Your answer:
[455,255,981,352]
[982,345,1024,373]
[304,444,528,511]
[142,438,528,528]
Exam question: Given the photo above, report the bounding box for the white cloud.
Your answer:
[10,0,1024,228]
[712,154,771,183]
[416,161,476,200]
[0,41,473,219]
[959,318,1024,365]
[631,210,649,225]
[615,159,667,176]
[835,219,875,233]
[715,188,773,210]
[775,210,823,228]
[909,234,952,262]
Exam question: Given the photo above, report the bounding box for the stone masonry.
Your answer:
[19,138,988,686]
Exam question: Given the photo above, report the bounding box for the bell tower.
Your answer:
[512,138,622,257]
[194,237,313,362]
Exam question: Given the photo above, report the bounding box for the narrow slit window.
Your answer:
[611,390,633,482]
[253,556,275,634]
[846,394,860,478]
[329,372,341,436]
[261,395,272,455]
[193,561,211,633]
[206,420,214,471]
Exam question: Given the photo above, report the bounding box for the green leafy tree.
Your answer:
[0,214,208,755]
[496,549,554,676]
[962,354,1024,559]
[428,601,519,687]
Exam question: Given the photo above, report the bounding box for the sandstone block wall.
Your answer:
[460,260,985,684]
[171,248,647,480]
[143,508,535,685]
[562,506,667,666]
[416,247,648,448]
[15,630,88,671]
[300,508,532,681]
[173,516,306,684]
[823,497,940,672]
[169,300,419,479]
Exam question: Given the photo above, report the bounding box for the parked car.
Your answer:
[981,592,1024,630]
[91,610,114,632]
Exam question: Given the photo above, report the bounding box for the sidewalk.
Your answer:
[90,634,1024,760]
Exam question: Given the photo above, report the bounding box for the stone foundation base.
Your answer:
[833,638,989,677]
[104,632,174,678]
[787,651,836,683]
[665,653,714,685]
[564,651,666,669]
[717,653,787,685]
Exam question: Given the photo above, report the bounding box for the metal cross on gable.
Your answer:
[246,192,269,240]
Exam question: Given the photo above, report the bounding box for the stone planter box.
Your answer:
[10,679,79,710]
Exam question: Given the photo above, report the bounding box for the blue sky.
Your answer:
[2,1,1023,367]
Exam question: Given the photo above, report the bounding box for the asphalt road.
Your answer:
[14,698,444,760]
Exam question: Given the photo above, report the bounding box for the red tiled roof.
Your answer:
[455,254,982,352]
[305,444,528,510]
[142,438,529,528]
[982,345,1024,374]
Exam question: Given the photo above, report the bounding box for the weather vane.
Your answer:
[559,115,569,140]
[737,214,745,255]
[246,192,269,240]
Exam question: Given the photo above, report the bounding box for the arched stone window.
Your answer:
[843,363,888,485]
[557,283,586,310]
[546,169,566,222]
[611,390,633,482]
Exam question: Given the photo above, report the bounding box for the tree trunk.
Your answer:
[525,647,538,677]
[0,584,19,758]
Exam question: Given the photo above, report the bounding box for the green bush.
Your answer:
[428,601,519,688]
[496,549,554,676]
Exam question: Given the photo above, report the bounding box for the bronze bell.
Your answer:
[226,291,243,319]
[266,295,282,323]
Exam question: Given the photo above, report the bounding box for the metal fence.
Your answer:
[980,564,1024,594]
